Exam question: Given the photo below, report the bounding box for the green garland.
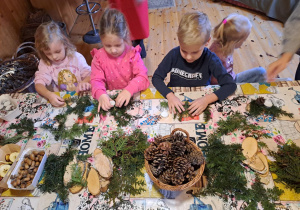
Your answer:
[99,128,148,204]
[248,98,293,119]
[0,117,35,145]
[269,143,300,193]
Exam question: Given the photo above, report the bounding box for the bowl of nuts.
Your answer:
[7,148,46,190]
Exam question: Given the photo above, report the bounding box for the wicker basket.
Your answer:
[145,128,205,191]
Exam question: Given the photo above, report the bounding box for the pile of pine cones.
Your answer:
[144,132,205,186]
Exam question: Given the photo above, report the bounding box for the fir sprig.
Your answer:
[0,117,35,145]
[269,143,300,193]
[38,149,78,202]
[66,163,87,189]
[99,128,149,204]
[248,99,293,119]
[209,112,271,140]
[170,101,211,122]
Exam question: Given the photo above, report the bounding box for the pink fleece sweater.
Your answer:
[90,45,149,100]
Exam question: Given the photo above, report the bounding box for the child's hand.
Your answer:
[115,90,131,107]
[166,92,184,114]
[48,92,65,107]
[188,97,209,116]
[76,82,91,93]
[98,94,113,111]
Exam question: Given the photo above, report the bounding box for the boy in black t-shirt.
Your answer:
[152,11,236,116]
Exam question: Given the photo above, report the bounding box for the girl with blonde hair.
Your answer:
[34,21,91,107]
[209,13,266,84]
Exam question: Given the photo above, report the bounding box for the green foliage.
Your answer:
[173,101,191,122]
[66,163,87,189]
[38,149,78,202]
[77,154,92,161]
[8,117,35,136]
[242,176,283,210]
[202,138,248,198]
[200,111,281,208]
[160,100,168,109]
[248,99,293,119]
[99,128,149,204]
[269,143,300,193]
[201,138,282,209]
[42,122,89,141]
[209,112,271,140]
[0,117,35,146]
[203,105,212,122]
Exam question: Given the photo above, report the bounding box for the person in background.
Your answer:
[91,8,149,111]
[34,21,91,107]
[209,13,266,84]
[152,11,236,116]
[267,2,300,81]
[109,0,149,58]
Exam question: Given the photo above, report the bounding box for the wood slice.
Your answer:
[94,151,113,179]
[68,162,88,194]
[87,167,101,196]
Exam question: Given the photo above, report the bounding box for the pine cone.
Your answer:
[144,145,158,161]
[172,172,185,185]
[158,141,172,156]
[171,132,186,143]
[185,143,194,154]
[152,153,167,170]
[171,141,186,157]
[173,157,190,174]
[188,150,205,166]
[150,164,163,177]
[256,97,265,105]
[159,168,173,184]
[185,166,195,182]
[153,135,168,146]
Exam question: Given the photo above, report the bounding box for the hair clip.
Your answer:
[222,19,227,24]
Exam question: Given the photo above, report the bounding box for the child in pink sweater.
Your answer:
[34,21,91,107]
[91,8,149,111]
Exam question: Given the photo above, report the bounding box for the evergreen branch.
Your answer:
[248,99,293,119]
[99,128,148,204]
[269,143,300,193]
[8,117,35,137]
[38,149,78,202]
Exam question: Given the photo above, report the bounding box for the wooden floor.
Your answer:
[70,0,299,82]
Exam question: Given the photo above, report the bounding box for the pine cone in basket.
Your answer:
[144,145,158,161]
[159,168,174,184]
[152,153,167,170]
[171,141,186,158]
[185,143,195,154]
[188,150,205,166]
[173,157,190,174]
[185,165,195,182]
[172,172,185,185]
[157,141,172,156]
[150,164,163,177]
[152,135,167,146]
[170,132,186,143]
